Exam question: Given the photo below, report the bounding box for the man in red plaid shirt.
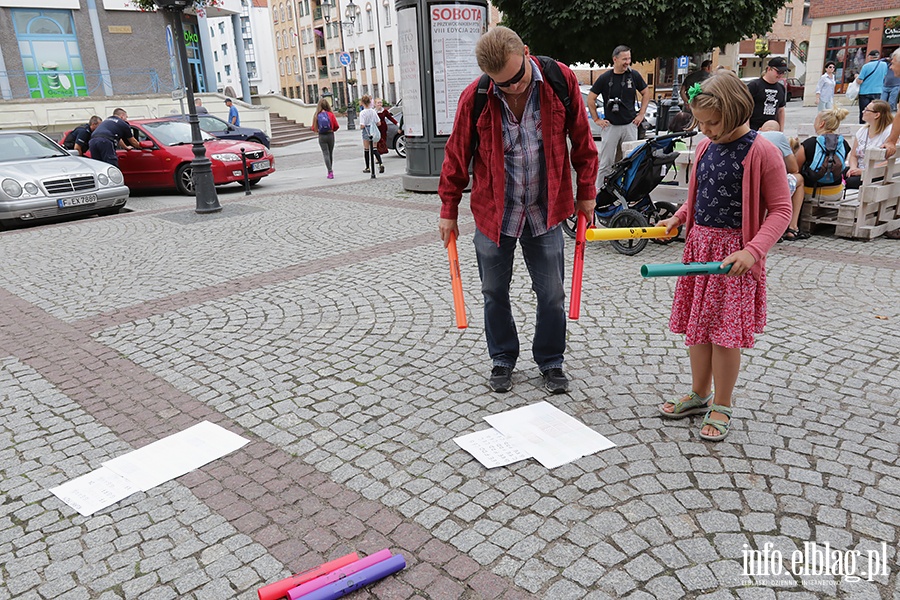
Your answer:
[438,27,598,395]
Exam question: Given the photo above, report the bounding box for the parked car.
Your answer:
[162,114,271,148]
[115,119,275,195]
[384,102,405,158]
[0,130,129,228]
[783,78,804,101]
[580,85,657,140]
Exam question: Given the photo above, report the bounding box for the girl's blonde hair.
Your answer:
[360,95,372,107]
[475,26,524,75]
[814,107,849,133]
[688,70,754,134]
[864,100,893,136]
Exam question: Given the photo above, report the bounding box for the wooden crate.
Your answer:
[833,149,900,240]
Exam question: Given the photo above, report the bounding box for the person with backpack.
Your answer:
[311,98,339,179]
[796,107,850,195]
[438,26,598,395]
[62,115,102,156]
[587,45,652,181]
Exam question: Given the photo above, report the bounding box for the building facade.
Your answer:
[0,0,247,101]
[208,0,279,97]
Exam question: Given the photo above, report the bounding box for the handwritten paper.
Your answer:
[454,428,530,468]
[49,466,140,517]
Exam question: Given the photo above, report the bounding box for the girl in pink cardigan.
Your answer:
[657,71,792,441]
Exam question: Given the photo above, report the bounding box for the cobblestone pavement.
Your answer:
[1,171,898,600]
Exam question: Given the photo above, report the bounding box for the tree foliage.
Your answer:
[493,0,788,64]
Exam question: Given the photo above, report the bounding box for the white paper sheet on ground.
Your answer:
[484,401,616,469]
[454,428,531,468]
[49,466,141,517]
[103,420,249,491]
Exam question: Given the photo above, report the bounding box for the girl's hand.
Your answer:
[657,216,682,237]
[846,167,862,177]
[722,250,756,277]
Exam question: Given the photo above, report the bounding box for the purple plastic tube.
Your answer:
[290,554,406,600]
[287,550,393,600]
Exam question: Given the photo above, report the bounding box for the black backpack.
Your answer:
[470,56,575,155]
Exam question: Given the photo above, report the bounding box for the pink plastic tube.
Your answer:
[287,550,392,600]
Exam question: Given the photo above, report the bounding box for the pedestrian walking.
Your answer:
[358,95,380,176]
[87,108,141,167]
[815,62,836,110]
[225,98,240,126]
[312,98,339,179]
[375,98,397,163]
[856,50,887,123]
[194,98,208,114]
[438,26,598,394]
[657,71,792,441]
[587,45,652,181]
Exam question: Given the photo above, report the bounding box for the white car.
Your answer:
[0,130,129,228]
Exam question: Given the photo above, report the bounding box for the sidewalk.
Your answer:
[1,125,898,599]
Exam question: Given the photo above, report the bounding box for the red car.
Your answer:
[113,118,274,195]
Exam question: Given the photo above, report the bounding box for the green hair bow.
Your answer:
[687,82,704,102]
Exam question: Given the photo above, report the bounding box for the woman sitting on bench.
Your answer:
[845,100,892,189]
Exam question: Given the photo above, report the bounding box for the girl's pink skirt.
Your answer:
[669,224,767,349]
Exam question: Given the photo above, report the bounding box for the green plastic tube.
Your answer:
[640,262,733,278]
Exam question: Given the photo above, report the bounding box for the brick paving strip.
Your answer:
[0,223,521,600]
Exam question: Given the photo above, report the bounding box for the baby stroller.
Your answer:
[564,130,697,255]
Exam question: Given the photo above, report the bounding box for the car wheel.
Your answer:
[175,164,195,196]
[247,137,263,146]
[394,134,406,158]
[786,92,791,102]
[248,178,260,187]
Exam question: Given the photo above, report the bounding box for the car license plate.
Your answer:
[58,194,98,208]
[250,160,270,172]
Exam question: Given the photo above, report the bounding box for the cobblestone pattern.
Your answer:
[1,178,898,598]
[0,358,281,600]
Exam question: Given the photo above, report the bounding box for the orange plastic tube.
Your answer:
[447,232,468,329]
[584,226,675,241]
[568,211,588,320]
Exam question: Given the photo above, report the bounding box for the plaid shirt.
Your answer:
[438,57,598,245]
[496,64,547,237]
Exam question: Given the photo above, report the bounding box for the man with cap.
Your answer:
[225,98,240,126]
[747,57,788,131]
[856,50,887,123]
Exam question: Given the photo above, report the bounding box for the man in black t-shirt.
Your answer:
[747,57,787,131]
[587,45,651,180]
[88,108,140,167]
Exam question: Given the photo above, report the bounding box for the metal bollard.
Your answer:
[240,148,251,195]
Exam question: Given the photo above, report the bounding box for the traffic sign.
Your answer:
[339,52,352,66]
[676,56,689,70]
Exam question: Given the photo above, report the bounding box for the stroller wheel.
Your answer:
[608,208,650,256]
[650,201,682,245]
[562,214,578,239]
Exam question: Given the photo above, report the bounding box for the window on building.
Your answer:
[218,22,225,34]
[294,57,299,73]
[287,3,292,19]
[386,44,393,66]
[280,4,286,21]
[280,59,285,76]
[277,35,282,50]
[225,64,231,76]
[366,7,373,30]
[370,47,376,69]
[826,20,870,92]
[247,61,258,79]
[214,50,219,61]
[359,51,365,70]
[356,18,362,34]
[221,43,228,56]
[218,72,222,83]
[290,27,295,46]
[210,26,215,37]
[383,0,391,26]
[287,61,291,75]
[784,7,792,25]
[802,1,812,26]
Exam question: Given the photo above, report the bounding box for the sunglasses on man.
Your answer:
[492,54,527,88]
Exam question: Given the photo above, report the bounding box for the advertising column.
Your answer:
[396,0,487,192]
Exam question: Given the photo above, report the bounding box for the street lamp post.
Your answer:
[156,0,222,213]
[323,0,358,125]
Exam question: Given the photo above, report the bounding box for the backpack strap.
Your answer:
[469,57,575,156]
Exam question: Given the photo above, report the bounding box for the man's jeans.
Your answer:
[858,94,879,123]
[882,86,899,112]
[473,225,566,372]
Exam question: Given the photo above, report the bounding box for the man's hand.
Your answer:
[595,118,611,129]
[439,218,459,248]
[884,140,897,159]
[632,114,644,126]
[576,199,595,220]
